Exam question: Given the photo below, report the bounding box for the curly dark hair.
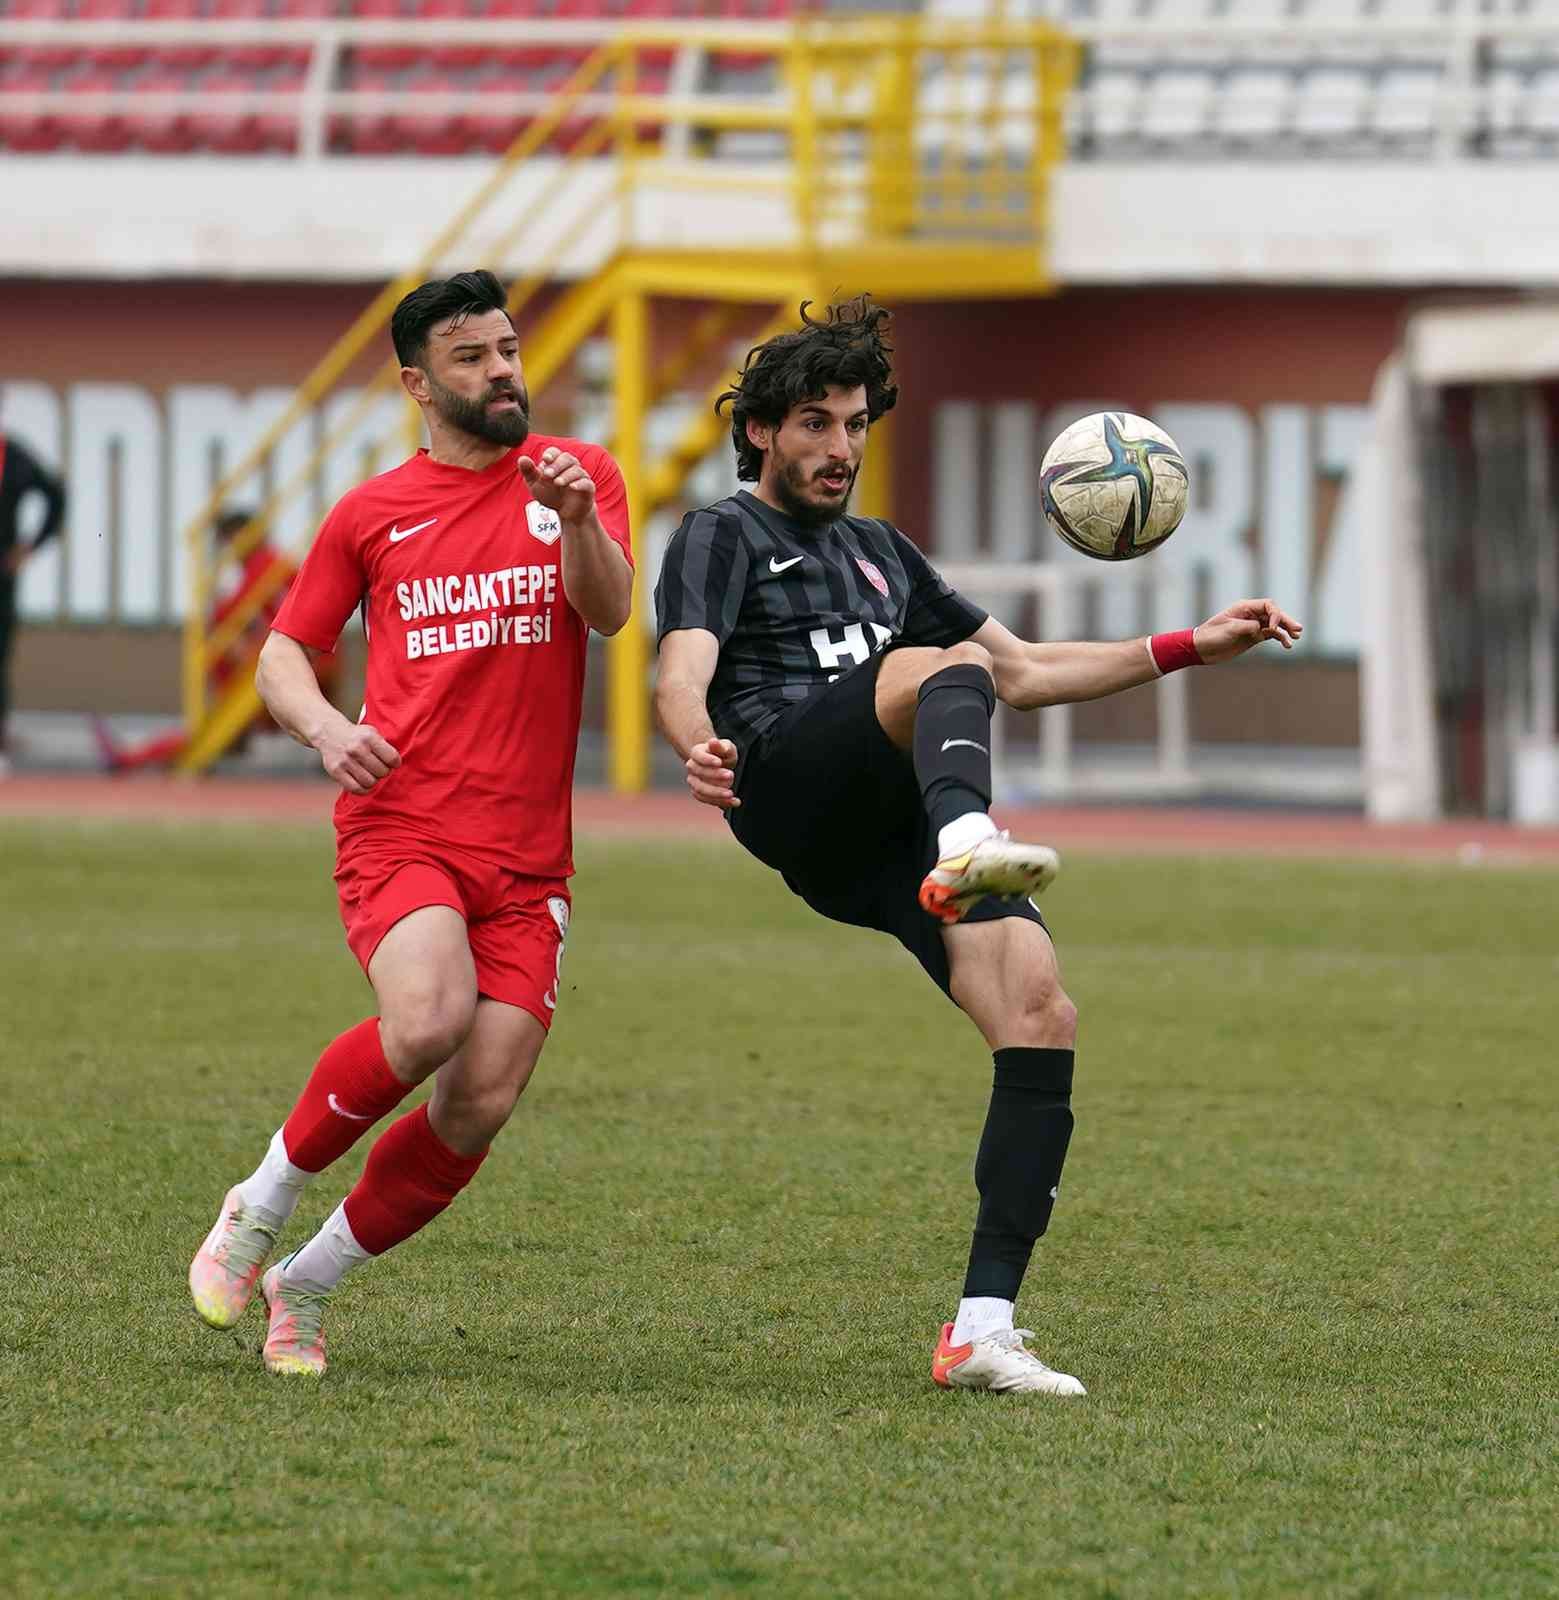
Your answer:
[715,295,898,482]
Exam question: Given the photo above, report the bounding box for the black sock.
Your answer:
[913,663,995,836]
[962,1046,1075,1301]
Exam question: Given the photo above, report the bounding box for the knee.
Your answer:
[433,1075,525,1152]
[936,638,995,681]
[1003,975,1078,1050]
[381,993,476,1078]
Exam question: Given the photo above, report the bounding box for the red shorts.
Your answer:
[334,836,571,1030]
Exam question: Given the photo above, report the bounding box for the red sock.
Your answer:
[342,1104,488,1256]
[281,1017,411,1174]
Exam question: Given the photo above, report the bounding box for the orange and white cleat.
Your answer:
[260,1259,331,1377]
[917,831,1060,925]
[932,1322,1086,1396]
[189,1186,279,1329]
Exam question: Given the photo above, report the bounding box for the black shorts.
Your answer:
[728,652,1048,999]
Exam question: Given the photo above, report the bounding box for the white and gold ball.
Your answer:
[1039,411,1189,562]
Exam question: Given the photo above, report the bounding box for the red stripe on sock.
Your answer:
[342,1104,488,1257]
[281,1017,411,1173]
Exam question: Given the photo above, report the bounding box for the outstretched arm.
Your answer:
[654,627,739,809]
[976,598,1303,712]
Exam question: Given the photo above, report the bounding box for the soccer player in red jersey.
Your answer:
[188,271,633,1375]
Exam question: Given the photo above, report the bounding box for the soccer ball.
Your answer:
[1039,412,1189,562]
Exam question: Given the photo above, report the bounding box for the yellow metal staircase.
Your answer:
[177,16,1080,786]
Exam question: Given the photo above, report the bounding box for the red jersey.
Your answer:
[271,436,631,877]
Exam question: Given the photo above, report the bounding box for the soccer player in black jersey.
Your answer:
[653,297,1301,1396]
[0,411,67,777]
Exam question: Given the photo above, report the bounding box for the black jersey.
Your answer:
[0,435,66,560]
[655,489,987,751]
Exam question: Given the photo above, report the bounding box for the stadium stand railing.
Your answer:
[2,2,1558,159]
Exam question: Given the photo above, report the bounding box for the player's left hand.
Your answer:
[518,447,596,525]
[1193,599,1303,663]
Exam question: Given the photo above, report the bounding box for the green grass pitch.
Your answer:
[1,817,1555,1598]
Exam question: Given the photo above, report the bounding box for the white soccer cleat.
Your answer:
[932,1323,1087,1396]
[918,831,1060,925]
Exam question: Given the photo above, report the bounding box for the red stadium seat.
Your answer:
[132,66,198,151]
[392,67,470,154]
[58,67,135,151]
[275,0,338,68]
[143,0,218,69]
[255,62,303,149]
[4,0,81,71]
[465,65,530,154]
[76,0,148,71]
[209,0,285,70]
[486,0,561,72]
[184,68,265,150]
[333,64,402,152]
[0,64,65,151]
[351,0,417,72]
[417,0,485,71]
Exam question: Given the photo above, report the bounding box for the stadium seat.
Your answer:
[0,63,65,150]
[58,67,135,151]
[142,0,218,69]
[417,0,486,71]
[1373,64,1440,147]
[465,65,530,154]
[256,61,303,148]
[275,0,338,67]
[351,0,418,72]
[75,0,148,71]
[392,67,471,154]
[1292,64,1371,147]
[1140,66,1216,145]
[133,66,199,150]
[334,63,402,151]
[210,0,286,69]
[486,0,560,71]
[185,68,265,149]
[3,0,80,71]
[1217,65,1293,145]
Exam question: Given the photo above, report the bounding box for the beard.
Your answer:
[768,444,857,528]
[427,374,532,448]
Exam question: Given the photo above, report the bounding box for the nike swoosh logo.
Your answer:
[327,1093,373,1121]
[388,517,438,543]
[934,1349,968,1370]
[940,738,989,755]
[769,555,804,573]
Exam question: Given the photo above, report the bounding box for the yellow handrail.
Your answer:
[181,15,1081,776]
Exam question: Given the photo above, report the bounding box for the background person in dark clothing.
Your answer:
[0,413,68,774]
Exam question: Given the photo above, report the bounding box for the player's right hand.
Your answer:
[318,722,400,795]
[686,738,739,810]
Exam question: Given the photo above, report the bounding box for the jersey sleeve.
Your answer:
[654,507,750,644]
[270,497,367,653]
[893,526,987,646]
[583,444,634,569]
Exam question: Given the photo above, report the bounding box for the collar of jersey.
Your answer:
[415,444,527,477]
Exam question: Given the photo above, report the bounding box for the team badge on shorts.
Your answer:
[856,558,889,597]
[525,500,562,546]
